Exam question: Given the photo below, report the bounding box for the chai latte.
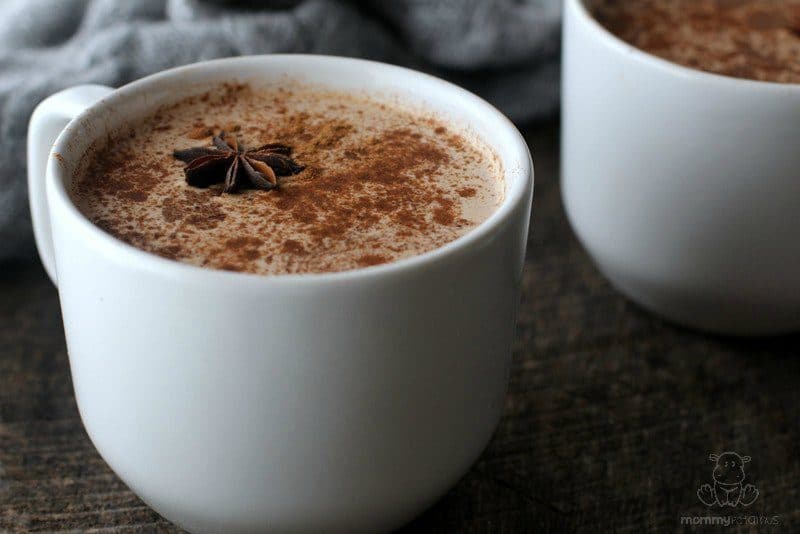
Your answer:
[71,84,504,275]
[591,0,800,84]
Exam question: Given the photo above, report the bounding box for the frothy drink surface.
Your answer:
[592,0,800,84]
[71,84,504,275]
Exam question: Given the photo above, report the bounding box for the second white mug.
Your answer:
[562,0,800,335]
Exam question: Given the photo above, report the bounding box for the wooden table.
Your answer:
[2,121,798,532]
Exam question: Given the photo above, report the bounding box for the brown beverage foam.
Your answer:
[591,0,800,84]
[70,84,504,275]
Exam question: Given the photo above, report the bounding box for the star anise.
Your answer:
[173,132,304,193]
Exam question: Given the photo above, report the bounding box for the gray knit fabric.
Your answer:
[1,0,561,260]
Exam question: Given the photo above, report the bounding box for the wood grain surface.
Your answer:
[1,122,798,533]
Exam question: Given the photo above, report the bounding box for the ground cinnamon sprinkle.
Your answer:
[281,239,306,255]
[357,254,390,267]
[458,187,477,198]
[71,83,504,275]
[267,126,454,243]
[188,126,213,139]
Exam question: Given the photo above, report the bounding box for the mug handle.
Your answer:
[28,85,113,286]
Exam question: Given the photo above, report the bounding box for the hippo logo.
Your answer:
[697,452,759,508]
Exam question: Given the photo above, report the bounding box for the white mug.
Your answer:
[27,55,533,533]
[562,0,800,335]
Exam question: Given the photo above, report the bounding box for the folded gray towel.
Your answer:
[1,0,560,261]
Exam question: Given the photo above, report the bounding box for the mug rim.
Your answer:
[48,54,533,286]
[569,0,800,92]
